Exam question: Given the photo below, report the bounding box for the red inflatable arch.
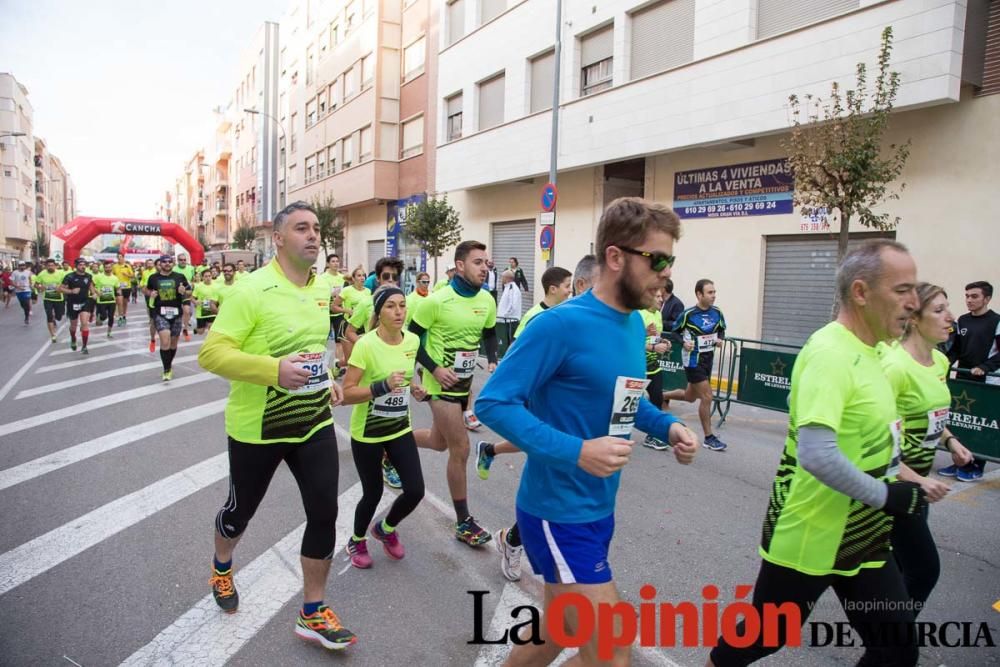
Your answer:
[52,217,205,266]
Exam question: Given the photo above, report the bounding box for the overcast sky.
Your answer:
[0,0,284,219]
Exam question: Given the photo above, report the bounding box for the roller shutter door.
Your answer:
[761,233,893,346]
[490,220,534,315]
[366,239,385,274]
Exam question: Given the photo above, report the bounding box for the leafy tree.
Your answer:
[34,230,50,260]
[402,195,463,281]
[782,26,911,259]
[197,232,210,253]
[232,212,257,251]
[311,192,344,259]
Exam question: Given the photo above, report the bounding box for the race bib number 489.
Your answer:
[609,376,649,437]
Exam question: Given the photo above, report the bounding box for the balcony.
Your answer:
[34,155,42,169]
[4,217,33,243]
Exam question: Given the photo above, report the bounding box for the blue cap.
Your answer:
[158,255,174,262]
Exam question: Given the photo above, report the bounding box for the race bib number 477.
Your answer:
[609,376,649,437]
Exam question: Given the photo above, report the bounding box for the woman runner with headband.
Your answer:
[340,285,427,568]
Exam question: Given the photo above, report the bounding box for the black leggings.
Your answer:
[890,504,937,617]
[710,559,918,667]
[351,432,424,538]
[216,425,340,560]
[646,371,663,408]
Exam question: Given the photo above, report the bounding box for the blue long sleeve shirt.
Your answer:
[476,290,681,523]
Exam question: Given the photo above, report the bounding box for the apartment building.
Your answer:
[34,142,76,258]
[204,112,233,248]
[433,0,999,342]
[0,73,36,263]
[282,0,438,280]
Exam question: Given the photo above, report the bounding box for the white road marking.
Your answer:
[0,399,227,491]
[120,482,391,666]
[44,339,201,362]
[16,355,201,398]
[0,453,229,596]
[0,321,68,402]
[0,373,216,438]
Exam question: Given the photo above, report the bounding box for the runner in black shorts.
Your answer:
[61,258,95,354]
[664,278,728,451]
[93,260,121,338]
[145,255,191,381]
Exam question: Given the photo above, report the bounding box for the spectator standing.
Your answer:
[496,270,522,356]
[660,277,685,338]
[508,257,529,294]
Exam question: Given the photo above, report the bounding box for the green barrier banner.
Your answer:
[736,347,796,413]
[946,379,1000,460]
[658,345,688,392]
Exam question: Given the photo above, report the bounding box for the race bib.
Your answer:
[160,306,179,318]
[119,282,128,288]
[287,352,332,395]
[372,386,410,418]
[100,286,114,296]
[697,333,718,353]
[201,299,212,309]
[72,302,84,311]
[453,350,477,379]
[609,376,649,436]
[922,408,949,448]
[886,419,903,477]
[44,284,57,293]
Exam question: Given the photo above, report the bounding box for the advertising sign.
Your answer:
[737,348,797,412]
[673,158,794,219]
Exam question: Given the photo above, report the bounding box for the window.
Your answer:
[480,0,505,25]
[529,49,555,113]
[3,168,12,177]
[401,116,424,158]
[580,26,613,96]
[757,0,859,39]
[447,0,465,44]
[329,142,338,173]
[403,38,425,80]
[477,73,505,131]
[331,79,341,109]
[361,53,374,87]
[306,45,315,86]
[318,91,327,116]
[344,66,356,99]
[630,0,694,80]
[330,22,339,47]
[360,125,373,161]
[345,0,357,31]
[306,99,316,127]
[446,93,463,141]
[290,113,298,152]
[342,134,354,168]
[305,155,315,183]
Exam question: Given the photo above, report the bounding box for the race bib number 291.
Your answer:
[609,376,649,437]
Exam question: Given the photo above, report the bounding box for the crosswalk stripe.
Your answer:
[0,322,68,402]
[0,453,229,596]
[16,355,201,399]
[43,340,202,365]
[120,482,387,666]
[0,373,216,439]
[0,399,227,491]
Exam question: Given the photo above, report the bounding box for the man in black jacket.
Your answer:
[660,278,685,337]
[942,280,998,482]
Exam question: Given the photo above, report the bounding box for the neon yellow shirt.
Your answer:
[205,260,333,444]
[340,285,371,318]
[412,285,496,397]
[640,308,662,376]
[214,281,238,308]
[879,342,952,477]
[760,322,899,576]
[93,272,120,304]
[513,302,548,339]
[111,262,134,287]
[348,330,419,442]
[35,270,66,301]
[192,282,219,319]
[432,278,449,292]
[404,290,427,326]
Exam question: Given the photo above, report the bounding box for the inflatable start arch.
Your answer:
[52,217,205,265]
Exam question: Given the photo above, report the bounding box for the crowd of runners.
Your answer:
[4,195,996,665]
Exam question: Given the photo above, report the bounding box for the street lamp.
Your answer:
[243,107,287,214]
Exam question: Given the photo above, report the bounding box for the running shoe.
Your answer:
[149,340,156,353]
[81,347,89,355]
[107,331,113,338]
[371,523,405,560]
[463,411,483,431]
[382,456,401,489]
[476,441,495,480]
[70,341,77,351]
[642,435,670,451]
[494,528,523,582]
[183,330,191,342]
[703,434,728,452]
[455,516,492,547]
[956,466,983,482]
[209,568,239,613]
[346,538,373,569]
[50,336,57,344]
[937,465,959,477]
[294,605,357,650]
[162,370,173,382]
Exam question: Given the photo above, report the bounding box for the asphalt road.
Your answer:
[0,301,997,666]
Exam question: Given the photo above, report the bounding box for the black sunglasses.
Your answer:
[380,272,399,281]
[617,246,675,271]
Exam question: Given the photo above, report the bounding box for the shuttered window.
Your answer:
[580,25,613,96]
[491,220,535,313]
[367,239,385,273]
[448,0,465,45]
[530,49,555,113]
[446,93,463,140]
[401,115,424,158]
[404,37,426,80]
[480,0,506,25]
[630,0,694,80]
[478,73,505,131]
[757,0,859,40]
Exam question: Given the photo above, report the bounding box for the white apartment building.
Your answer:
[0,73,36,263]
[434,0,998,343]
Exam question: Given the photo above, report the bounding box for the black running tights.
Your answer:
[351,432,425,538]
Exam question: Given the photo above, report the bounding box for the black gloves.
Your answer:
[883,481,927,517]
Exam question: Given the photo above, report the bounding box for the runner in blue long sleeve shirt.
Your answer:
[476,197,699,667]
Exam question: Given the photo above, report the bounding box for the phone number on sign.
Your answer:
[682,201,779,216]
